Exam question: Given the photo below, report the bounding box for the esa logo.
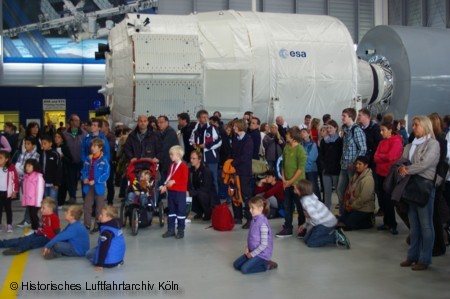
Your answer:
[279,48,307,59]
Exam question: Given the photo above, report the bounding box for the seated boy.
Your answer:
[0,198,60,255]
[127,169,153,206]
[254,170,285,217]
[86,205,125,271]
[294,180,350,249]
[42,205,89,259]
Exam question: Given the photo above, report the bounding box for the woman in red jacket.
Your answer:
[374,122,403,234]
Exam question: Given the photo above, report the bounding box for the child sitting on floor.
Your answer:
[0,198,60,255]
[86,205,125,271]
[233,196,278,274]
[42,205,89,259]
[294,180,350,249]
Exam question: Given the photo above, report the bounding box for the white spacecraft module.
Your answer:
[103,10,394,126]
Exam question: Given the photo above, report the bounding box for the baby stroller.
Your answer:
[120,159,164,235]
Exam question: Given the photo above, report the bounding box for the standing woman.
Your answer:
[20,122,41,154]
[374,123,403,234]
[319,120,342,210]
[399,116,440,271]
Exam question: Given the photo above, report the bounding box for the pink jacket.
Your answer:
[22,171,45,207]
[3,164,19,198]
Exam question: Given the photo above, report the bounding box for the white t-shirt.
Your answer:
[0,169,7,191]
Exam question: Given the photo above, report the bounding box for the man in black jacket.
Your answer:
[248,117,262,160]
[177,113,194,163]
[232,119,254,228]
[123,115,161,163]
[157,115,179,178]
[188,151,217,221]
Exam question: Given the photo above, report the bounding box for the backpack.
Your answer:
[252,159,269,175]
[211,203,235,231]
[222,159,242,207]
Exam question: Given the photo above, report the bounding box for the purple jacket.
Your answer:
[247,214,273,261]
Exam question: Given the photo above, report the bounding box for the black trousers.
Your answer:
[376,175,397,228]
[192,191,212,218]
[106,161,116,205]
[0,191,12,225]
[232,175,252,221]
[339,210,374,230]
[28,206,40,230]
[283,186,305,229]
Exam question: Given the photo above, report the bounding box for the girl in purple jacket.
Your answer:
[233,196,278,274]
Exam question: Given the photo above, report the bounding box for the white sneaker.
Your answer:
[7,225,13,233]
[17,221,31,228]
[24,230,35,236]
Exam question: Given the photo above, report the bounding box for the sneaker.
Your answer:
[7,225,13,233]
[242,222,251,229]
[24,230,35,236]
[162,230,176,238]
[43,249,59,260]
[175,231,184,239]
[276,227,293,238]
[3,248,21,255]
[17,221,31,228]
[297,230,307,239]
[335,227,351,249]
[267,260,278,270]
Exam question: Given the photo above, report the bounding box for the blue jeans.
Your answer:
[44,186,59,215]
[0,233,49,252]
[52,242,79,257]
[86,247,96,264]
[233,254,267,274]
[306,172,321,201]
[322,173,339,210]
[206,162,219,194]
[283,186,304,230]
[304,225,336,248]
[408,188,435,265]
[337,168,355,215]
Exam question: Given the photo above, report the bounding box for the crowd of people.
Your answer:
[0,107,449,273]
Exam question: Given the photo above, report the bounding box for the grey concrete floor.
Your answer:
[1,193,449,299]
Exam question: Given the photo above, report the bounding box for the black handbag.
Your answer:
[402,175,434,207]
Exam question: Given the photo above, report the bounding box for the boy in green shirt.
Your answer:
[276,127,307,238]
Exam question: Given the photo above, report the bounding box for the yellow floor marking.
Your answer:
[0,228,31,299]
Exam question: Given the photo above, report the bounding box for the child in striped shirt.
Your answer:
[295,180,350,249]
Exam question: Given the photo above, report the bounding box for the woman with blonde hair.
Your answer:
[399,115,439,271]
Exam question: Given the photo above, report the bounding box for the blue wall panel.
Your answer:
[0,87,104,125]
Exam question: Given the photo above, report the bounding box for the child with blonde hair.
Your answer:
[234,196,277,274]
[0,198,60,255]
[43,205,89,259]
[160,145,189,239]
[86,205,125,271]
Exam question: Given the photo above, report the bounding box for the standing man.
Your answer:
[337,108,367,215]
[177,113,194,163]
[276,116,289,141]
[189,110,222,194]
[357,109,382,167]
[63,114,86,204]
[231,119,254,228]
[81,119,110,163]
[123,115,161,163]
[157,115,179,179]
[102,120,116,206]
[299,114,312,130]
[249,117,262,160]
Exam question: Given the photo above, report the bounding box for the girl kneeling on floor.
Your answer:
[233,196,278,274]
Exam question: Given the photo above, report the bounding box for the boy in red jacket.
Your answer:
[1,198,60,255]
[160,146,188,239]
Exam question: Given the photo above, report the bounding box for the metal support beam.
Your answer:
[422,0,428,26]
[325,0,329,15]
[193,0,197,13]
[402,0,407,26]
[355,0,360,43]
[447,0,450,27]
